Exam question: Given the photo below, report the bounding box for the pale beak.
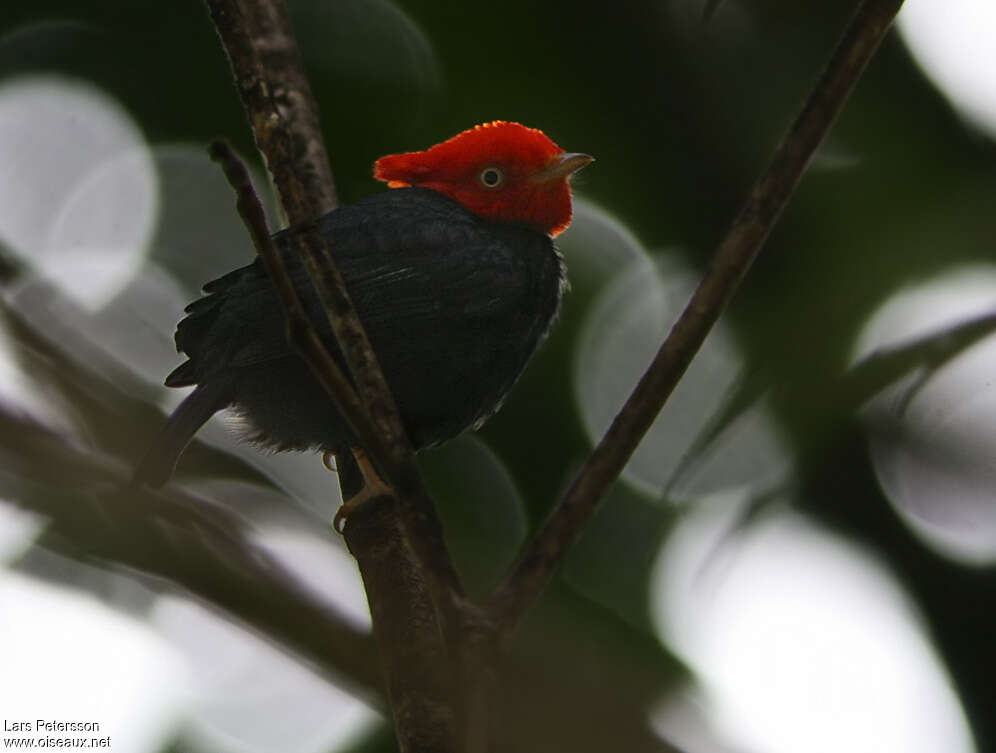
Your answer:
[530,152,595,183]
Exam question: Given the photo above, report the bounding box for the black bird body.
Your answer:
[135,187,565,486]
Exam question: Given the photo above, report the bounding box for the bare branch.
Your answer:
[489,0,907,630]
[345,494,455,753]
[207,140,380,464]
[202,0,462,599]
[202,2,465,747]
[204,0,409,474]
[204,0,336,219]
[1,406,382,701]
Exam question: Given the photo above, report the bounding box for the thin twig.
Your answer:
[204,0,407,472]
[203,0,464,600]
[204,0,399,458]
[204,0,406,475]
[207,141,379,457]
[203,2,466,748]
[489,0,906,630]
[208,135,459,753]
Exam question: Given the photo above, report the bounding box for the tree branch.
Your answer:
[345,494,455,752]
[208,140,378,453]
[203,0,462,596]
[205,135,464,617]
[0,406,383,701]
[202,1,465,748]
[203,0,408,467]
[489,0,907,630]
[204,0,337,220]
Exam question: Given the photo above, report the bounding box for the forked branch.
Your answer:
[203,1,462,750]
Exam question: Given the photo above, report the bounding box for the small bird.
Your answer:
[134,121,592,495]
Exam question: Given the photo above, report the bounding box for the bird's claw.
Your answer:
[331,449,392,534]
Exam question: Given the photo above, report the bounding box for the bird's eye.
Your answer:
[478,167,505,189]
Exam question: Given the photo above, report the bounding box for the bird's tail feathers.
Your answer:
[132,381,230,488]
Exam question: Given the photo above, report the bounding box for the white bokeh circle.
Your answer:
[898,1,996,140]
[853,266,996,565]
[0,75,157,310]
[650,494,976,753]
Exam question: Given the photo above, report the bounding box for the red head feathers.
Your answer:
[374,121,592,237]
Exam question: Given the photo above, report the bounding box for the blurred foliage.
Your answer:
[2,0,996,752]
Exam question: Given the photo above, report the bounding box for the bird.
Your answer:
[133,121,593,499]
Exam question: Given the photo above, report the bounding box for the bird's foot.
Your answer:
[332,449,392,534]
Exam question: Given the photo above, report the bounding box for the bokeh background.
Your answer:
[2,1,996,752]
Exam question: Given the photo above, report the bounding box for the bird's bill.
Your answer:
[530,152,595,183]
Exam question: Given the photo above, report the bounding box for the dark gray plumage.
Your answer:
[134,187,565,488]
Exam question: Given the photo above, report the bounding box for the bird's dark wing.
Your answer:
[171,188,542,380]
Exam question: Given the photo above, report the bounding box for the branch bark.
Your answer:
[204,0,337,220]
[489,0,907,631]
[203,0,406,465]
[208,140,375,455]
[203,0,462,598]
[345,494,455,752]
[203,1,464,749]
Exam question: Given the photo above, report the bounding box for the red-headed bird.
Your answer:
[134,121,592,493]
